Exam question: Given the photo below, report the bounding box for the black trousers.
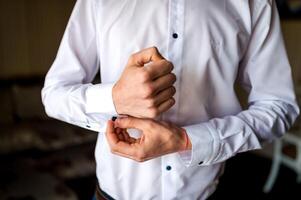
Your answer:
[95,185,115,200]
[95,184,216,200]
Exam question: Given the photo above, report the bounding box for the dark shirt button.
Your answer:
[112,116,117,121]
[172,33,178,39]
[198,161,204,165]
[166,166,172,171]
[86,125,91,128]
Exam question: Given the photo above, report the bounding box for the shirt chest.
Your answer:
[96,0,252,82]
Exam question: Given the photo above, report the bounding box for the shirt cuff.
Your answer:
[85,83,118,116]
[178,123,217,167]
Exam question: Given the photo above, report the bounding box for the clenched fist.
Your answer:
[112,47,176,118]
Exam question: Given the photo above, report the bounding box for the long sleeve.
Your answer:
[42,0,117,133]
[181,0,300,167]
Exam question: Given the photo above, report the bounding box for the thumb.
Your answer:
[115,117,149,131]
[128,47,164,67]
[106,120,119,145]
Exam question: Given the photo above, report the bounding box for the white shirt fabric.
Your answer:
[42,0,300,199]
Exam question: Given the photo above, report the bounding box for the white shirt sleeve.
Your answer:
[42,0,117,133]
[180,1,300,167]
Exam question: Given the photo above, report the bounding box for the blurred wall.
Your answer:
[282,20,301,84]
[0,0,76,79]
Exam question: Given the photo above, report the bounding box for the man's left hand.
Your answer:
[105,117,192,162]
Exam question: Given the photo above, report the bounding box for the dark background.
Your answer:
[0,0,300,199]
[276,0,301,18]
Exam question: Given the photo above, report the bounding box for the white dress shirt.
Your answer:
[42,0,299,199]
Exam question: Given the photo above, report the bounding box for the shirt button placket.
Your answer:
[172,33,178,39]
[162,0,185,199]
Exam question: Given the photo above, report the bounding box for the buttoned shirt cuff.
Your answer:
[85,83,118,116]
[178,123,218,167]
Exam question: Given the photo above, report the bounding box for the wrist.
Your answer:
[112,83,122,115]
[180,128,192,151]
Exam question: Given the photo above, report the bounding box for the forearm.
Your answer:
[42,81,117,132]
[41,0,115,132]
[181,100,299,167]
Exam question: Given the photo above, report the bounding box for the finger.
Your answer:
[151,73,176,94]
[128,47,164,67]
[157,97,175,114]
[130,137,137,144]
[116,128,128,141]
[115,127,122,134]
[115,117,150,130]
[159,121,170,126]
[106,121,141,157]
[112,151,137,160]
[111,142,139,157]
[112,146,145,162]
[118,132,125,141]
[122,130,132,143]
[153,86,176,106]
[106,120,119,145]
[143,60,174,80]
[113,141,144,160]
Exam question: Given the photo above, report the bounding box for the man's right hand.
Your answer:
[112,47,176,119]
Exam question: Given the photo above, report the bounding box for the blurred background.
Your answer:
[0,0,301,199]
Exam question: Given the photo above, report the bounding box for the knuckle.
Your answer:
[140,70,151,82]
[143,84,154,98]
[170,73,177,82]
[136,151,146,162]
[148,108,159,118]
[161,59,169,65]
[170,97,176,105]
[159,60,173,72]
[150,46,159,54]
[168,62,174,71]
[165,61,174,71]
[146,98,156,107]
[171,86,176,94]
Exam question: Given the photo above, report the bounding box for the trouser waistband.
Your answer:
[95,184,115,200]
